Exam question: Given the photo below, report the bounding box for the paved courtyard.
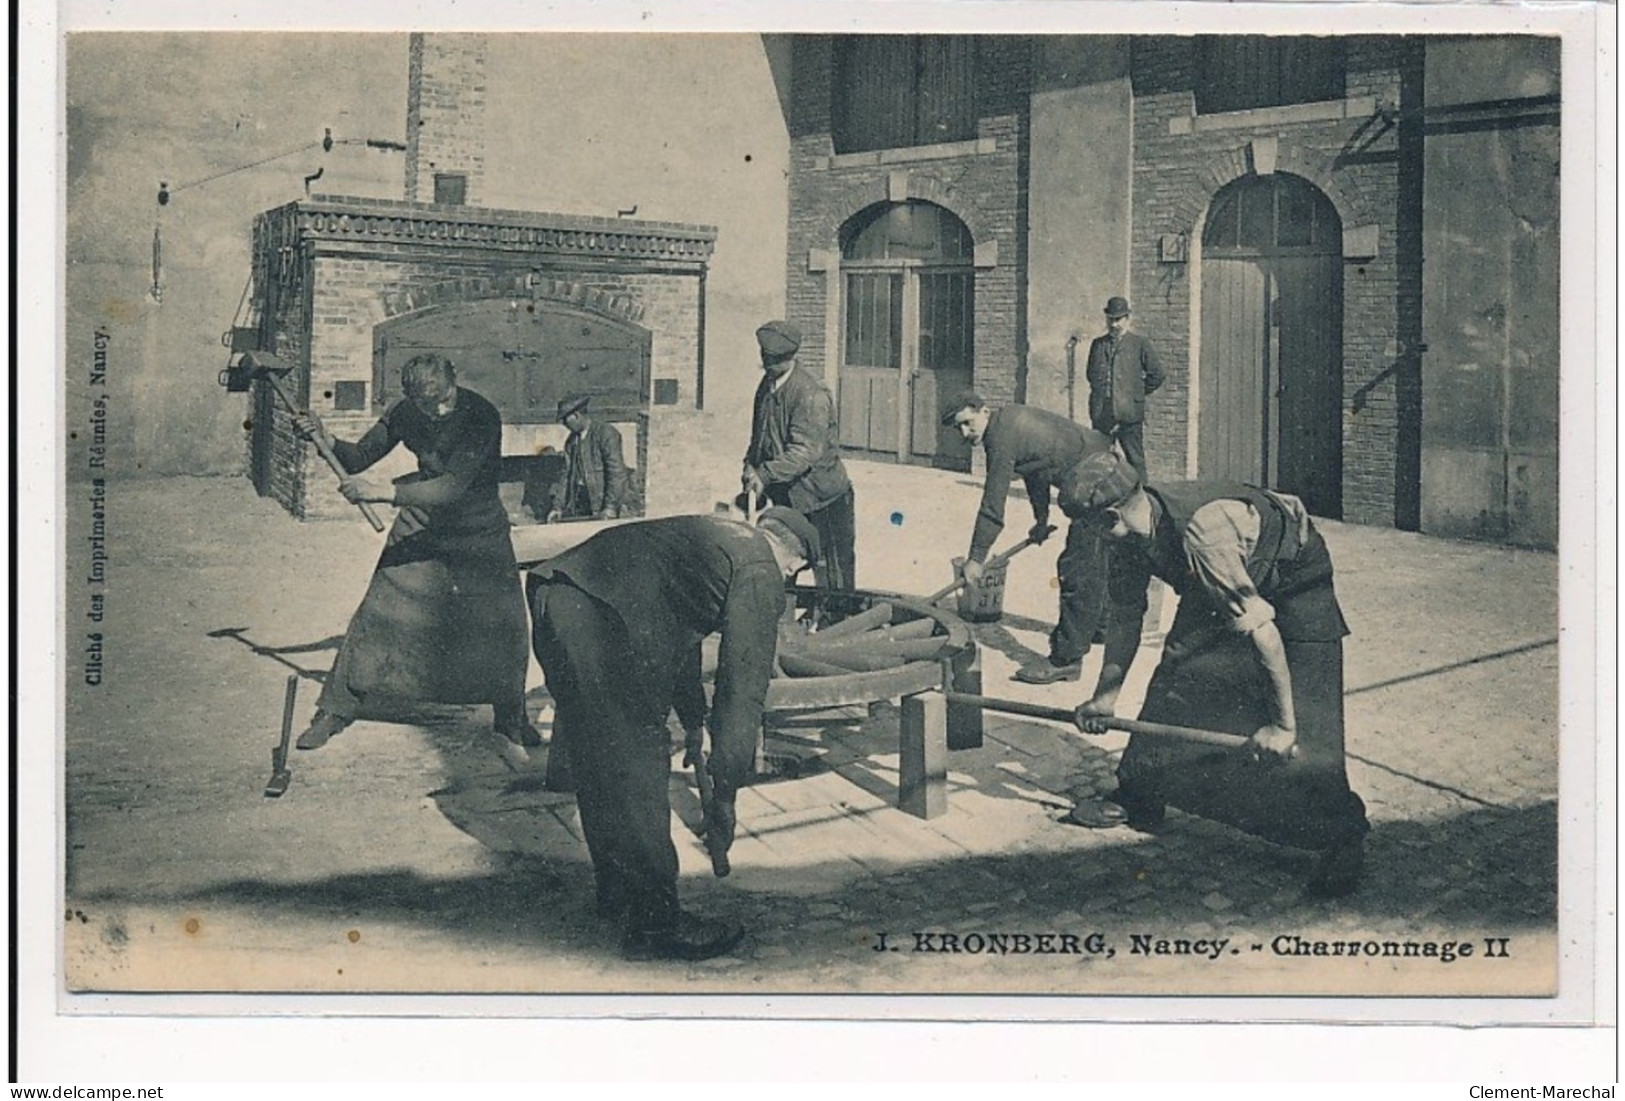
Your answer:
[60,461,1563,1002]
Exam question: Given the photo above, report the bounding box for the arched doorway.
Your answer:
[1198,173,1344,517]
[837,200,975,470]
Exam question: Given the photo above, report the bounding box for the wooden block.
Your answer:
[946,646,984,751]
[899,691,948,820]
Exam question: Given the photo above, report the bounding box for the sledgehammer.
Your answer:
[239,351,387,533]
[940,691,1250,751]
[264,674,298,798]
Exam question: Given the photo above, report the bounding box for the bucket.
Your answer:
[950,556,1008,623]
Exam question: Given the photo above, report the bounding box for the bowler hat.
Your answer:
[1060,451,1142,516]
[940,388,988,426]
[557,394,590,420]
[1104,296,1132,319]
[756,320,802,362]
[758,506,821,567]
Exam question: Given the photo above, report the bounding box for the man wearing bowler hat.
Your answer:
[546,394,628,522]
[1085,296,1165,481]
[742,320,856,614]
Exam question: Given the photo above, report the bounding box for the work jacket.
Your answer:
[744,365,852,515]
[528,515,783,799]
[551,417,629,518]
[1086,330,1165,430]
[970,404,1115,562]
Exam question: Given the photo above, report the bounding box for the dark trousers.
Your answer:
[805,487,858,616]
[530,582,681,933]
[1114,421,1148,481]
[1050,520,1109,665]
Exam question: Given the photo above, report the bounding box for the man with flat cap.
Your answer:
[545,395,628,522]
[1085,297,1164,481]
[526,507,820,960]
[1061,451,1369,898]
[942,390,1121,684]
[742,320,856,616]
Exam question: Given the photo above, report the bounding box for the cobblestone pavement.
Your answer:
[60,465,1565,1003]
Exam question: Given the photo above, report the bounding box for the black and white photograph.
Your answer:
[28,0,1610,1064]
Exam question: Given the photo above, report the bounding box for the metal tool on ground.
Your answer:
[237,351,387,533]
[264,674,298,798]
[940,690,1250,751]
[925,526,1054,606]
[683,727,731,877]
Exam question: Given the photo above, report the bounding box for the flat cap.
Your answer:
[1104,296,1132,318]
[758,506,821,567]
[557,394,590,420]
[1059,451,1142,516]
[940,388,988,426]
[756,320,802,361]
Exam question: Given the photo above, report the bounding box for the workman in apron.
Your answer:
[292,353,538,752]
[1062,451,1370,898]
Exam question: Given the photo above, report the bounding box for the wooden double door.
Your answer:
[838,265,974,469]
[1198,174,1344,518]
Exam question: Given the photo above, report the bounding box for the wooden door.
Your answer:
[372,299,650,424]
[839,271,903,455]
[1273,253,1343,516]
[1199,257,1270,483]
[1199,174,1344,516]
[909,269,974,467]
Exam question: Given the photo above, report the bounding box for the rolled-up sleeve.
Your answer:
[1183,500,1275,634]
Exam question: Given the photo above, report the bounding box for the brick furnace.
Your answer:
[236,194,717,522]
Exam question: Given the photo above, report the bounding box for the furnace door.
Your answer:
[372,299,651,424]
[837,201,974,471]
[1198,174,1344,518]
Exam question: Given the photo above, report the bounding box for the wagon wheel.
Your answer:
[743,586,977,777]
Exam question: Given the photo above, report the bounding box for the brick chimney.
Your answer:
[403,32,488,205]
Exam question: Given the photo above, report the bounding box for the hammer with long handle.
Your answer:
[926,526,1054,606]
[264,674,298,798]
[241,353,386,532]
[940,690,1250,751]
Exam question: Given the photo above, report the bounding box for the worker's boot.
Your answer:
[1063,788,1165,831]
[295,709,351,751]
[1014,657,1082,684]
[1303,833,1366,899]
[621,912,746,962]
[494,701,543,748]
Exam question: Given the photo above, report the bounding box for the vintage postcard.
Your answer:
[29,0,1610,1054]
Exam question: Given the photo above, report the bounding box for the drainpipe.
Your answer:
[1065,335,1080,421]
[696,268,707,411]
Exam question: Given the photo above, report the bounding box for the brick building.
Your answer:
[778,34,1559,547]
